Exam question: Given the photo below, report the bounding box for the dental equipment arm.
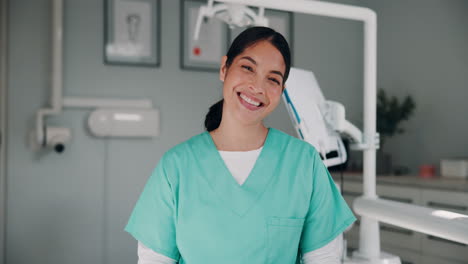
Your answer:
[35,0,160,153]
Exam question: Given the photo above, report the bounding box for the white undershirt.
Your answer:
[218,147,263,186]
[136,147,343,263]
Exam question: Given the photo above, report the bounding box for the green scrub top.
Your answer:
[125,128,356,264]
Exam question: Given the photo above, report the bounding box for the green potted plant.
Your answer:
[377,88,416,175]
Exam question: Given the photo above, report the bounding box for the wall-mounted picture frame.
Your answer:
[181,0,229,71]
[104,0,161,67]
[229,9,294,58]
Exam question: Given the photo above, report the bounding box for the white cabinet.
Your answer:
[336,178,468,264]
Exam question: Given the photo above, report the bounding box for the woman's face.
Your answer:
[219,40,286,127]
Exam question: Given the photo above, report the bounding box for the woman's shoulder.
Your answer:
[161,131,208,162]
[270,128,318,155]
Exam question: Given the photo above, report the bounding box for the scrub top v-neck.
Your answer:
[125,128,356,264]
[202,128,277,217]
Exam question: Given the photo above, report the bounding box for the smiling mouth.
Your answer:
[237,92,264,108]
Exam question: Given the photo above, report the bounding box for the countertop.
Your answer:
[331,172,468,193]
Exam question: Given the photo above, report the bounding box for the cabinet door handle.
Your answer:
[380,195,412,204]
[402,261,414,264]
[427,201,468,211]
[427,235,467,247]
[380,225,413,235]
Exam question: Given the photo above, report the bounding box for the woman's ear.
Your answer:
[219,56,228,82]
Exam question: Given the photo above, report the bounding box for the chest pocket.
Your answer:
[267,217,305,264]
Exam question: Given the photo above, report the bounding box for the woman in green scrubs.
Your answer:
[125,27,356,264]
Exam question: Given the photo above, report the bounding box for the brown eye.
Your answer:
[241,65,254,72]
[268,77,280,85]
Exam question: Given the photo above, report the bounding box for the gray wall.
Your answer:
[360,0,468,173]
[6,0,362,263]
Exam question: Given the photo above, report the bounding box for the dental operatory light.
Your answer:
[193,0,269,40]
[284,68,351,168]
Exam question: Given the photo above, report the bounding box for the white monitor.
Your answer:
[283,67,347,167]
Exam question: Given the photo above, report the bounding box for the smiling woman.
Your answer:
[125,27,355,264]
[204,27,290,136]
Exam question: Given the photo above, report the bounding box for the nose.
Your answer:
[247,76,264,94]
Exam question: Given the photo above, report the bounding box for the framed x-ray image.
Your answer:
[181,0,229,71]
[229,9,294,54]
[104,0,161,66]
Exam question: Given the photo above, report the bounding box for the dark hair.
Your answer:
[204,26,291,132]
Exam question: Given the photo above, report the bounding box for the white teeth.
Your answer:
[239,93,260,107]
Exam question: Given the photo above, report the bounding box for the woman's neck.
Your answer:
[209,121,268,151]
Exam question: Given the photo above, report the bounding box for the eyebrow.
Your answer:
[240,56,284,80]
